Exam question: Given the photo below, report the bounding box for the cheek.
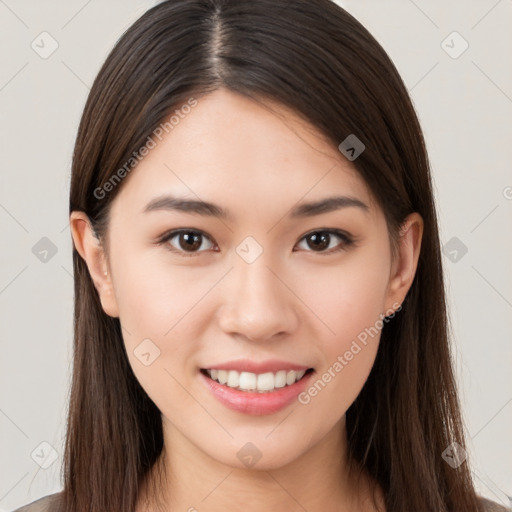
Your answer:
[110,250,216,387]
[112,257,204,413]
[111,246,204,333]
[299,247,391,349]
[294,247,390,410]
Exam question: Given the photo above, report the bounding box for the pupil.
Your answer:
[309,232,329,251]
[181,232,201,251]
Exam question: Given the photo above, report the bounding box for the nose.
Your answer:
[217,257,299,342]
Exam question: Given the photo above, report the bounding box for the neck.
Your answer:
[136,417,384,512]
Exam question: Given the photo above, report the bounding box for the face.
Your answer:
[73,88,419,470]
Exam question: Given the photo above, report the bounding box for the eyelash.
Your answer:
[156,228,355,258]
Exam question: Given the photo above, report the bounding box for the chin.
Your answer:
[204,435,309,472]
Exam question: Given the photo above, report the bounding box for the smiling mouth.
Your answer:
[200,368,315,393]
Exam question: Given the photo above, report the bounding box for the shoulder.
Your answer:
[10,492,63,512]
[479,495,512,512]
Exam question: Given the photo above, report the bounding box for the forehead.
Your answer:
[109,89,375,223]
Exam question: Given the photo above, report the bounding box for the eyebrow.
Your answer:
[143,194,369,221]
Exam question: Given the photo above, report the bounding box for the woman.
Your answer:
[12,0,509,511]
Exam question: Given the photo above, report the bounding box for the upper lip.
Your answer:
[201,359,312,374]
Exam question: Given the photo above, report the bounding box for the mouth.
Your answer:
[200,367,315,394]
[198,359,316,415]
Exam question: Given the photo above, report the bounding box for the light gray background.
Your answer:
[0,1,511,510]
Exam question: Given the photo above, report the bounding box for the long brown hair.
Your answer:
[65,1,484,510]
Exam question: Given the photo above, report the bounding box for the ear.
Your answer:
[384,212,423,313]
[69,211,120,318]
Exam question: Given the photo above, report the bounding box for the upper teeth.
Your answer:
[206,369,307,393]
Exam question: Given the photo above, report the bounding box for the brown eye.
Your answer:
[296,230,353,254]
[178,232,203,251]
[162,230,215,255]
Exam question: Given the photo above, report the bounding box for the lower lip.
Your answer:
[199,369,314,416]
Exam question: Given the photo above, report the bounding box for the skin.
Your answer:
[70,89,423,512]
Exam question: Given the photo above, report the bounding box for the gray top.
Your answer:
[10,491,512,511]
[11,493,61,512]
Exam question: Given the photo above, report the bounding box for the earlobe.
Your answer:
[384,212,423,312]
[69,211,120,318]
